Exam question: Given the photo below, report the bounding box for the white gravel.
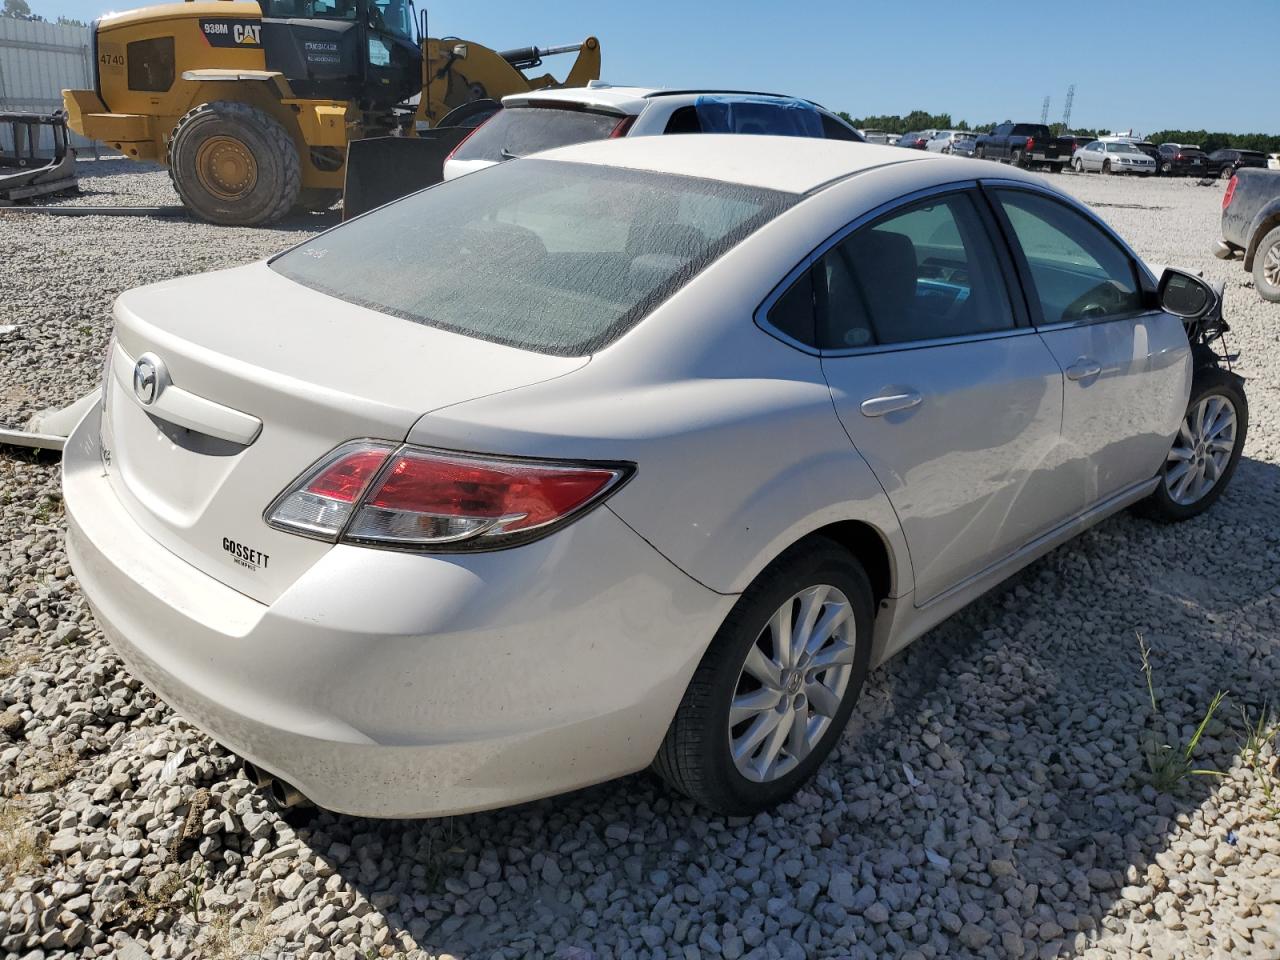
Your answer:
[1,162,1278,960]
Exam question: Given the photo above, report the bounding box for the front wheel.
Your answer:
[168,101,300,226]
[1255,226,1280,303]
[975,146,986,160]
[1139,367,1247,522]
[654,539,874,815]
[1102,160,1113,176]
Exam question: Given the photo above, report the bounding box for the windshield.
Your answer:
[279,0,414,40]
[271,160,796,356]
[1108,143,1141,154]
[371,0,413,40]
[452,107,622,163]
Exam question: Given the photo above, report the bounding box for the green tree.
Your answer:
[2,0,32,17]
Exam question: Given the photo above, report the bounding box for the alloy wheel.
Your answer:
[728,585,855,783]
[1264,242,1280,290]
[1165,394,1238,505]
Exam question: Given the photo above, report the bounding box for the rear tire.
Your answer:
[1219,166,1234,180]
[1138,367,1247,522]
[653,539,874,815]
[1254,226,1280,303]
[1010,148,1025,168]
[975,145,986,160]
[168,101,300,226]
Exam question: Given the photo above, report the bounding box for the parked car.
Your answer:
[1158,143,1209,176]
[1072,140,1157,176]
[1058,134,1093,159]
[926,130,977,155]
[1130,141,1163,166]
[64,138,1247,818]
[444,84,863,179]
[974,122,1065,170]
[897,131,930,149]
[1207,148,1268,180]
[859,129,889,144]
[1218,168,1280,301]
[1269,153,1280,171]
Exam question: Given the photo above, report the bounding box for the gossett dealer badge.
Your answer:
[199,19,264,48]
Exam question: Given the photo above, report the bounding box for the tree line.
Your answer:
[835,110,1280,153]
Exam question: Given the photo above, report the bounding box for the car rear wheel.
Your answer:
[1255,226,1280,303]
[654,539,874,815]
[1010,148,1024,167]
[1139,367,1247,522]
[1219,166,1234,180]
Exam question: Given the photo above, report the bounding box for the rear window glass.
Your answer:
[271,160,795,356]
[1012,124,1052,138]
[451,106,622,163]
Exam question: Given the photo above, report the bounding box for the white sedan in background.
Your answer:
[64,136,1246,818]
[1073,139,1158,175]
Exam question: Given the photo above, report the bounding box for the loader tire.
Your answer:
[168,101,300,226]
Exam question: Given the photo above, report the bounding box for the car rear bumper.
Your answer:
[63,405,733,817]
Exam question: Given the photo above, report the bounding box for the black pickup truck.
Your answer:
[974,122,1065,171]
[1217,168,1280,301]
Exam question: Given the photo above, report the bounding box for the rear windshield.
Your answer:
[271,160,795,356]
[451,106,621,163]
[1012,124,1052,138]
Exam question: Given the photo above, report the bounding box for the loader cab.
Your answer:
[258,0,420,110]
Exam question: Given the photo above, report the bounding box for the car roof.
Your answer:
[501,84,831,116]
[534,133,1033,194]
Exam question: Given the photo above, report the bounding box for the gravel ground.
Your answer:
[1,162,1278,960]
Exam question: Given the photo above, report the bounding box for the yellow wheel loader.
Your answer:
[61,0,600,225]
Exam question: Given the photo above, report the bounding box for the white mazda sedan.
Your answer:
[63,136,1247,818]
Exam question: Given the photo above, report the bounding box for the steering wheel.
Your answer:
[1062,280,1129,322]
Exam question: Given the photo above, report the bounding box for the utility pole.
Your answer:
[1062,84,1076,131]
[1040,96,1050,125]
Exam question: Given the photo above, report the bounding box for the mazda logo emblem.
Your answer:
[132,354,167,406]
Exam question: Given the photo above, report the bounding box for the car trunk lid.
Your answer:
[101,262,587,604]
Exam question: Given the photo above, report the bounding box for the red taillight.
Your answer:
[265,442,394,539]
[1175,153,1183,160]
[1026,137,1035,151]
[268,444,631,550]
[609,115,637,138]
[1223,175,1238,210]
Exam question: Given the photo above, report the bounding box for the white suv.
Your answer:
[442,82,862,180]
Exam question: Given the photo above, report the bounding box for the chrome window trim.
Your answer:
[756,179,1030,357]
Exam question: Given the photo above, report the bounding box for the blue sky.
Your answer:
[27,0,1279,135]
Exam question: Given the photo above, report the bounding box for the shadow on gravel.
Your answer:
[267,456,1280,960]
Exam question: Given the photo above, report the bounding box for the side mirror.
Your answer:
[1157,268,1217,319]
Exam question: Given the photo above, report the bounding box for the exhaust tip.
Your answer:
[242,760,274,788]
[269,777,308,810]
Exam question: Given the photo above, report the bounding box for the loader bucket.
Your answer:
[342,128,472,220]
[0,111,78,205]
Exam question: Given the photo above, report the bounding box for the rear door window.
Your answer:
[451,106,623,163]
[272,159,795,356]
[815,192,1016,348]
